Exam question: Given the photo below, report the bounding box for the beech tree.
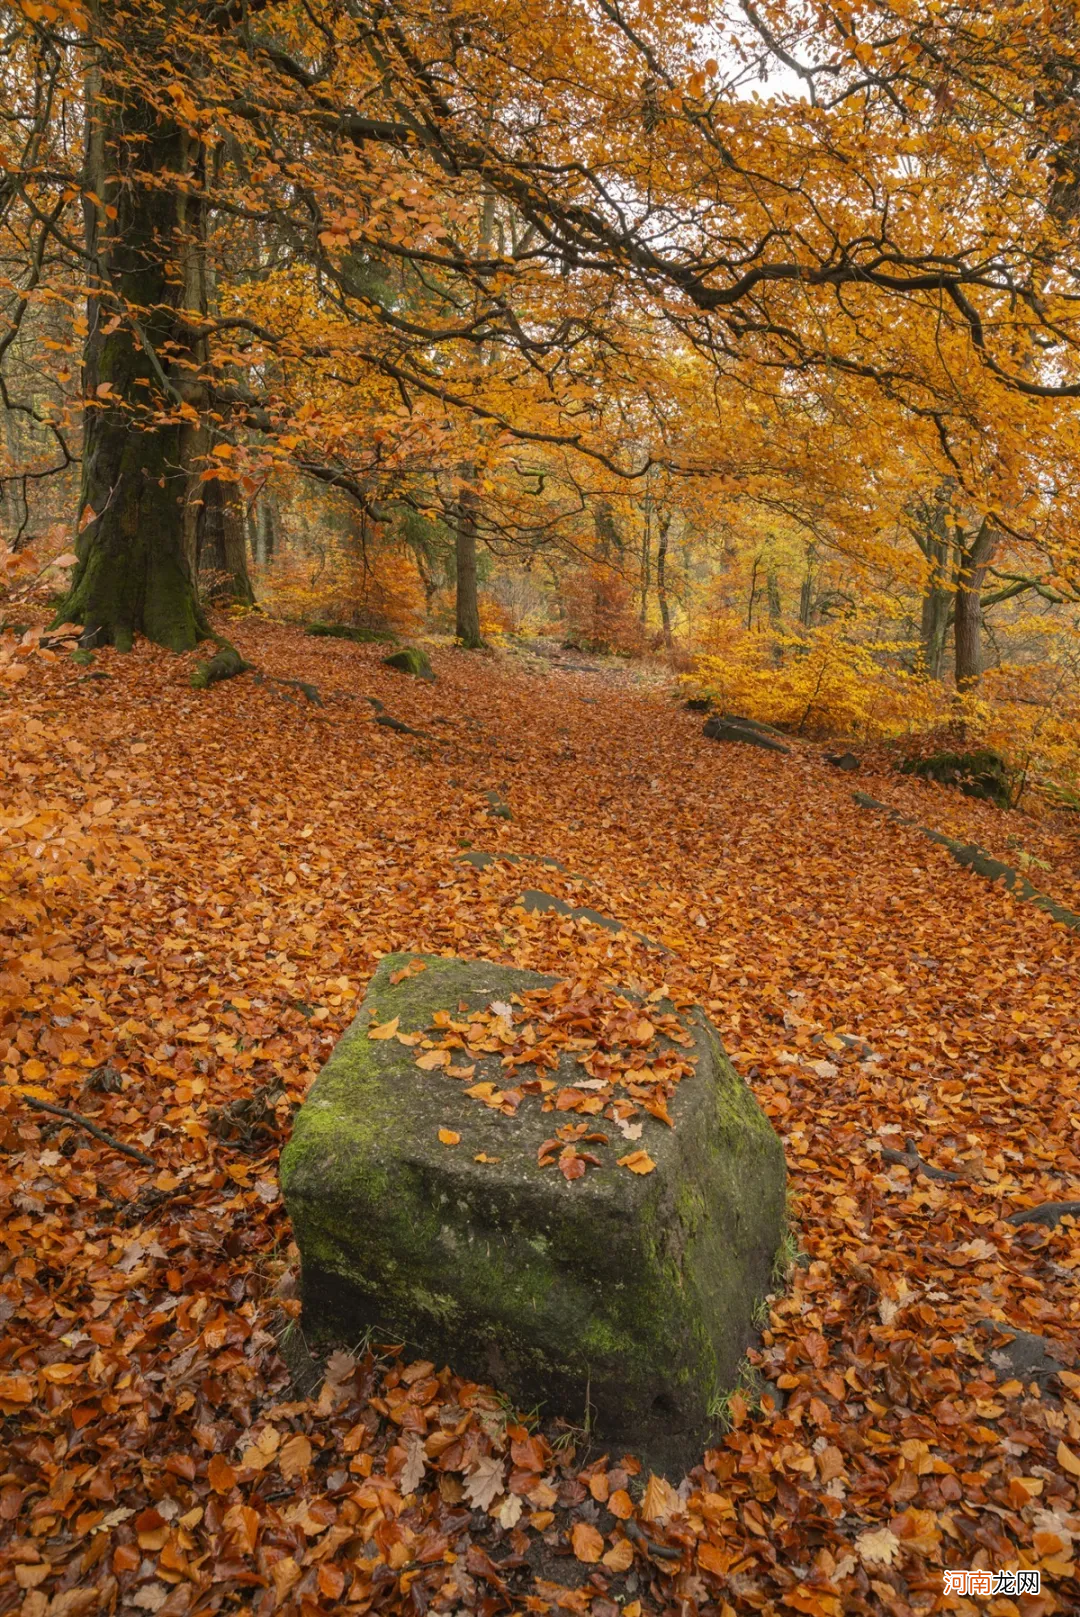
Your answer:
[4,0,1080,653]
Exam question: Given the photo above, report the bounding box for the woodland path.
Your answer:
[2,617,1079,1617]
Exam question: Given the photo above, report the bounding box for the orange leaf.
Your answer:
[641,1473,680,1524]
[608,1489,634,1519]
[617,1150,656,1175]
[571,1521,604,1563]
[602,1538,634,1572]
[279,1433,313,1479]
[318,1565,346,1600]
[368,1017,400,1041]
[208,1454,237,1493]
[438,1128,461,1145]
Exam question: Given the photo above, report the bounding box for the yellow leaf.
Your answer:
[1057,1440,1080,1478]
[368,1016,400,1041]
[618,1150,656,1175]
[438,1129,460,1145]
[416,1047,450,1070]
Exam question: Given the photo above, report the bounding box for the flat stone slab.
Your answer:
[280,954,787,1473]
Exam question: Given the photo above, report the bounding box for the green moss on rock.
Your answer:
[306,622,398,644]
[901,748,1012,808]
[280,954,787,1474]
[382,646,434,680]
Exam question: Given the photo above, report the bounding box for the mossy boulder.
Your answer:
[280,953,787,1474]
[901,747,1011,808]
[382,646,434,680]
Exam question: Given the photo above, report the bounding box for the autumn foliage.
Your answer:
[1,622,1079,1617]
[5,0,1080,1612]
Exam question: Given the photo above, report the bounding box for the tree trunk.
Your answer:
[252,495,276,569]
[919,533,950,681]
[455,475,484,648]
[954,518,996,691]
[57,26,208,651]
[639,501,650,626]
[197,474,255,605]
[798,545,815,627]
[656,511,673,649]
[912,492,952,680]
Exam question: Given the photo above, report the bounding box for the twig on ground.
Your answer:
[20,1094,155,1165]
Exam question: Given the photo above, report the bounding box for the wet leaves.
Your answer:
[0,622,1078,1616]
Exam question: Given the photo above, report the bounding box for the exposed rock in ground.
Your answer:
[703,716,791,755]
[281,953,787,1474]
[383,646,435,680]
[973,1320,1073,1395]
[901,748,1012,808]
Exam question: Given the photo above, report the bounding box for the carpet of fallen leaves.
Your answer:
[2,616,1079,1617]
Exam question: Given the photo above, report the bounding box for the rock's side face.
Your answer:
[382,647,434,680]
[280,955,787,1473]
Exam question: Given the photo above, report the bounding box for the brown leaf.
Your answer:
[278,1433,313,1480]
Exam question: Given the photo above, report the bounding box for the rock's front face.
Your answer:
[280,955,787,1473]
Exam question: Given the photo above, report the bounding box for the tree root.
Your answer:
[853,793,1080,933]
[880,1137,962,1183]
[190,638,251,689]
[1006,1201,1080,1228]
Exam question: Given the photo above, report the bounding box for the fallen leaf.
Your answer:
[278,1433,313,1479]
[464,1454,505,1510]
[617,1150,656,1175]
[855,1527,901,1568]
[572,1521,604,1563]
[368,1017,400,1040]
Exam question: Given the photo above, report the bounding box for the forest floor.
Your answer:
[2,616,1079,1617]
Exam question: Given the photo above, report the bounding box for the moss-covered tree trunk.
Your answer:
[194,472,255,606]
[455,475,484,648]
[57,21,208,651]
[954,517,996,692]
[657,510,674,649]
